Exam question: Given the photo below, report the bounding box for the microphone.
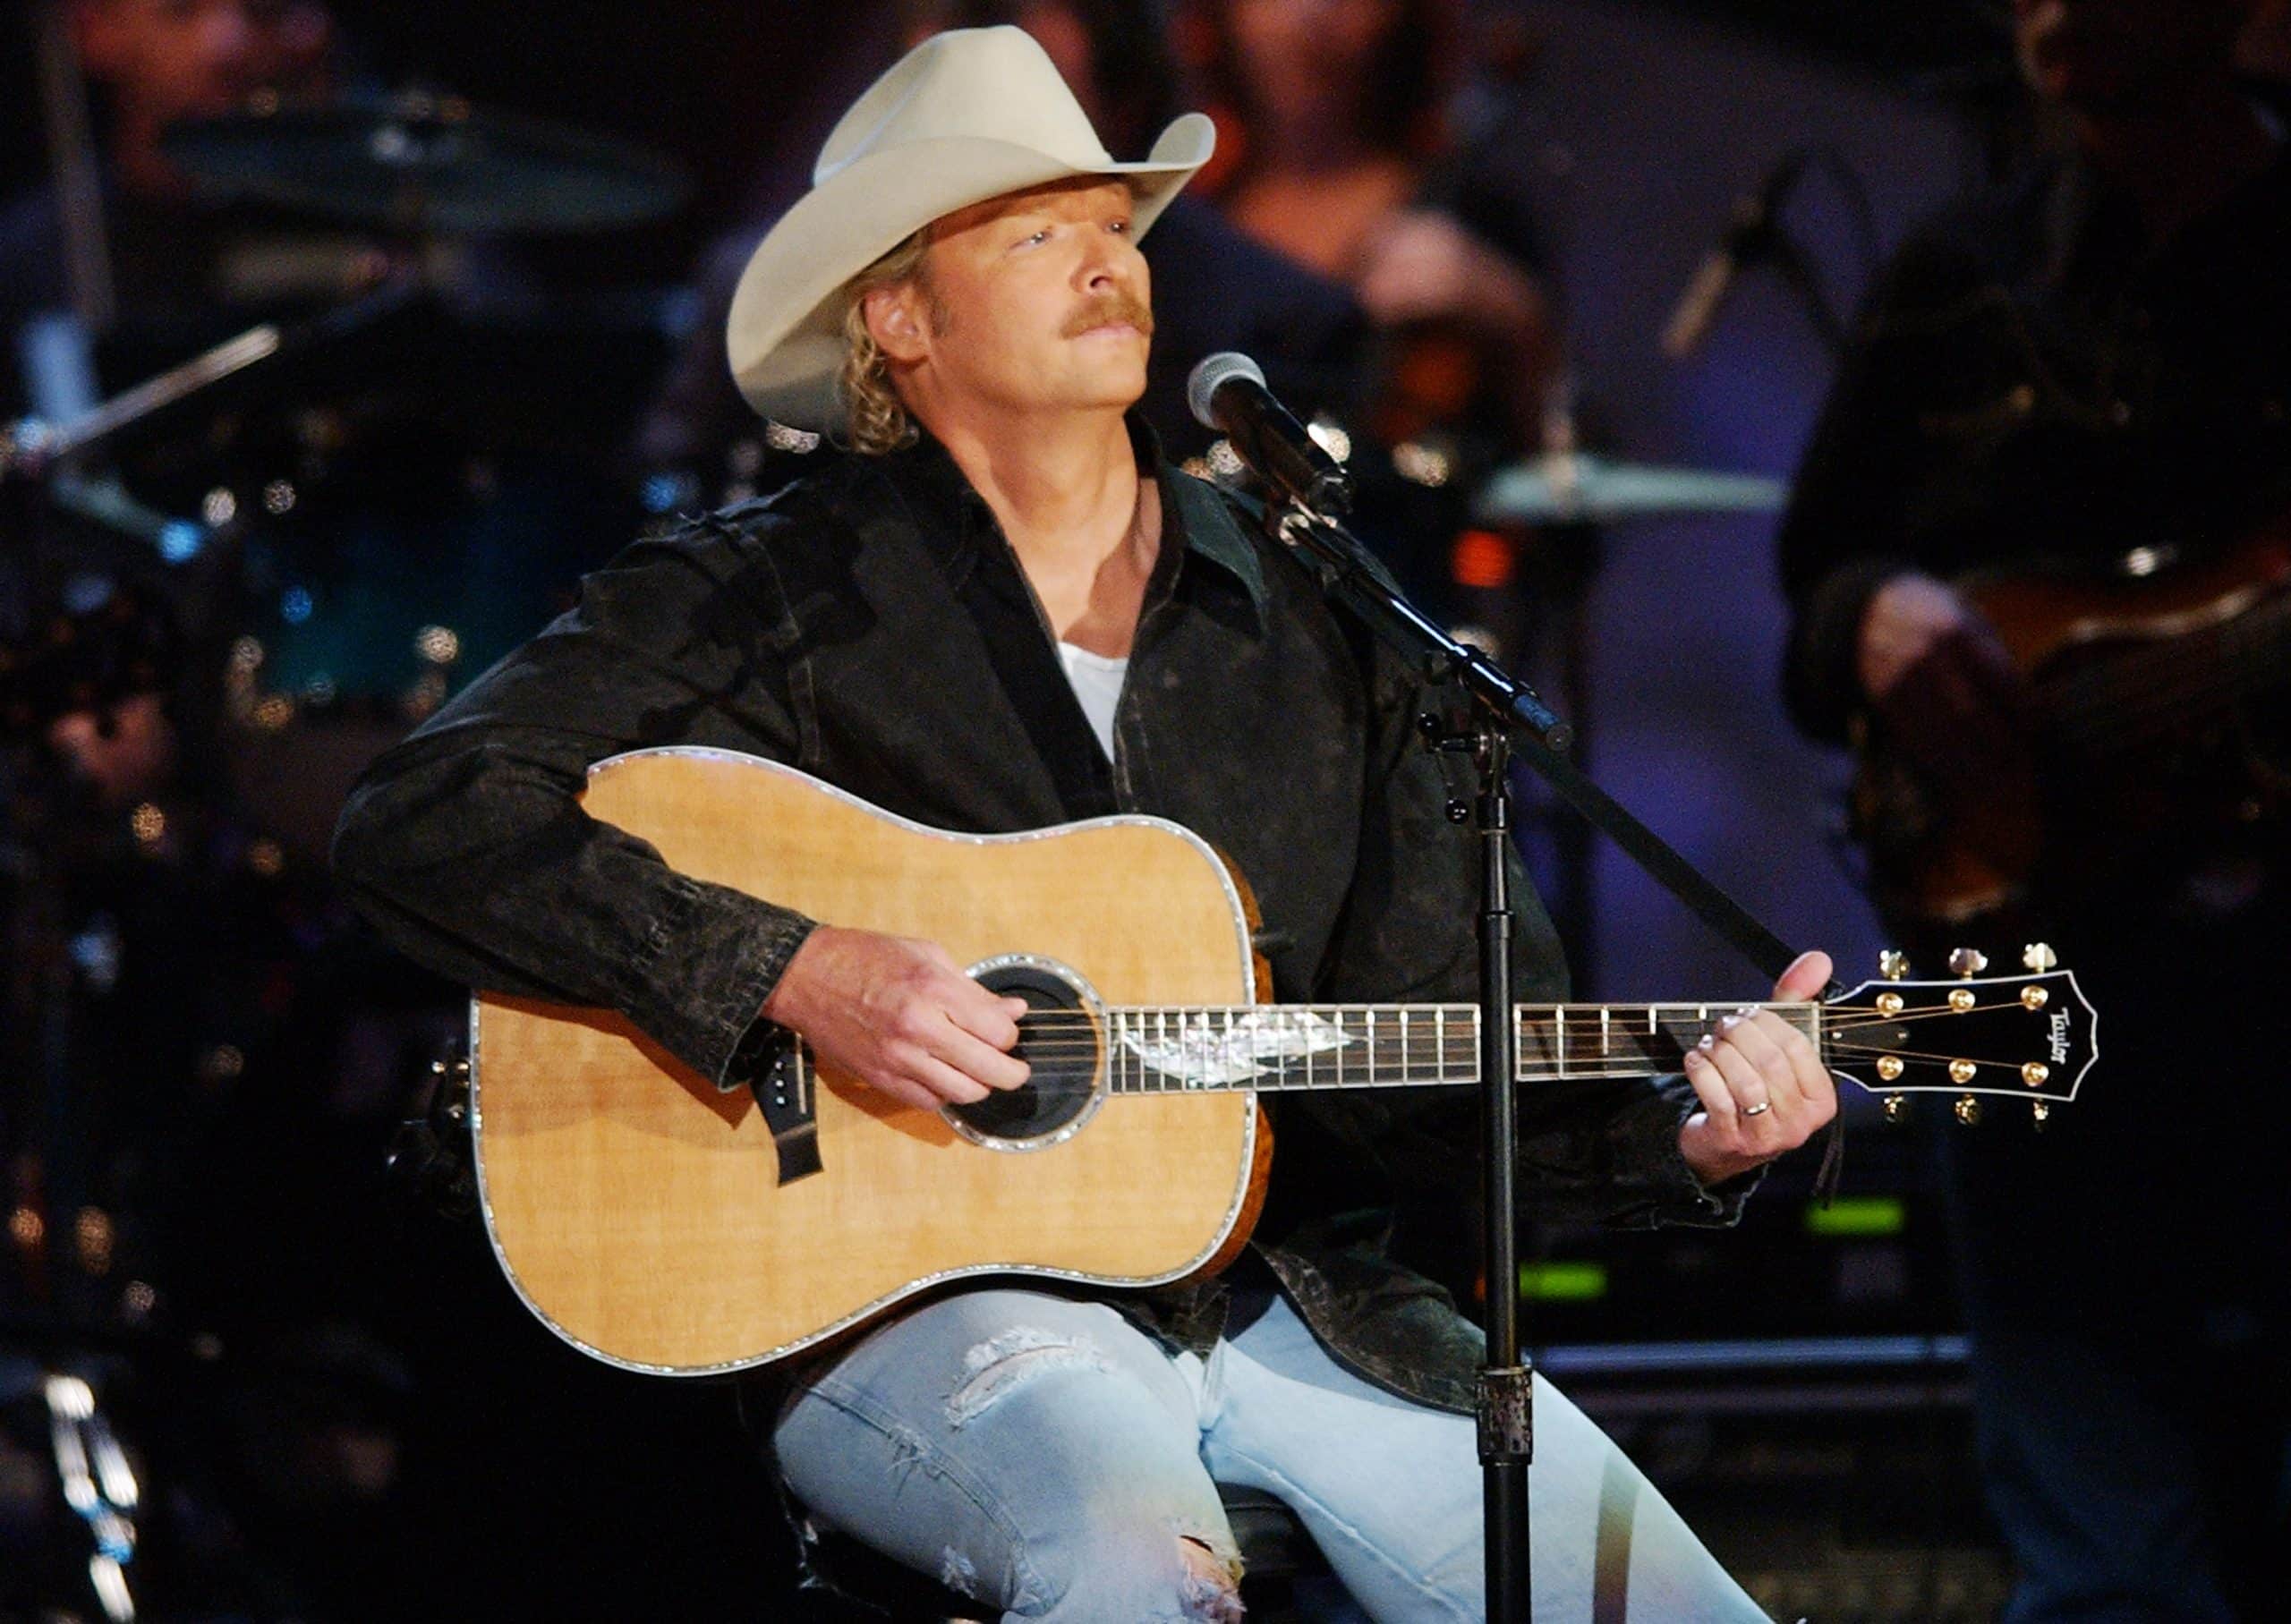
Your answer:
[1185,353,1353,515]
[1660,151,1807,361]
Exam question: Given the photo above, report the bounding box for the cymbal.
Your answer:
[1473,453,1788,524]
[163,92,688,235]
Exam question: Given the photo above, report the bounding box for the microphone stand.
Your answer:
[1262,497,1819,1622]
[1271,500,1559,1622]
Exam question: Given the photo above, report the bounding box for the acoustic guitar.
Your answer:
[1852,525,2291,942]
[470,749,2096,1374]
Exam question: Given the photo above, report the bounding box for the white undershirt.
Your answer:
[1055,641,1128,761]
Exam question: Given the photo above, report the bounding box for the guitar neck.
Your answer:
[1098,1002,1821,1094]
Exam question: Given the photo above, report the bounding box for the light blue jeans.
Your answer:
[774,1287,1769,1621]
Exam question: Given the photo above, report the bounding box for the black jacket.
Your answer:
[333,422,1743,1411]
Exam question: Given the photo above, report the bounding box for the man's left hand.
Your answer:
[1677,950,1837,1186]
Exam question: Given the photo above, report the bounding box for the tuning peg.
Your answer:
[1948,948,1989,978]
[2022,942,2057,972]
[1883,1093,1908,1123]
[1878,950,1910,981]
[2031,1100,2050,1130]
[1955,1094,1983,1127]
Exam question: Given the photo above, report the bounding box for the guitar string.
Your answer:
[1002,1032,2037,1065]
[1087,1047,2048,1089]
[999,1002,2042,1041]
[1003,999,2011,1026]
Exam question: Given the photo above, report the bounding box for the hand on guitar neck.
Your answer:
[761,924,1032,1112]
[1677,949,1839,1186]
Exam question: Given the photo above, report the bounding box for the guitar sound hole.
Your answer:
[943,964,1103,1149]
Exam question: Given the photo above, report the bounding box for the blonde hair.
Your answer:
[836,231,936,455]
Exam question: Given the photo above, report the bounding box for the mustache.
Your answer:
[1060,293,1154,338]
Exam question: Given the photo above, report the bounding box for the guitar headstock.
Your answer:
[1820,944,2097,1127]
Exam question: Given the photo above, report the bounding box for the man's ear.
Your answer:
[864,282,933,366]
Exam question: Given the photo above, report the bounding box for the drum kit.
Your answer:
[0,88,692,1620]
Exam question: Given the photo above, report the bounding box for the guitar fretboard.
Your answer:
[1091,1003,1822,1093]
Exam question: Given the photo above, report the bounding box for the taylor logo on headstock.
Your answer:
[1828,942,2097,1129]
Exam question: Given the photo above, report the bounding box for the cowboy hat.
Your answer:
[726,25,1214,429]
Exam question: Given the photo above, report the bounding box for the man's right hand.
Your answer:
[760,925,1030,1111]
[1857,572,2031,793]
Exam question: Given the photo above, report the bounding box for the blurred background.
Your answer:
[3,2,2286,1618]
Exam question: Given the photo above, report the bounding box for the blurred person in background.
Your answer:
[1177,0,1560,464]
[0,0,343,406]
[1776,2,2291,1617]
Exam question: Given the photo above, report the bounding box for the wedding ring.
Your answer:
[1742,1101,1772,1118]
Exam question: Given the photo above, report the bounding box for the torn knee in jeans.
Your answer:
[1175,1534,1245,1621]
[943,1326,1115,1428]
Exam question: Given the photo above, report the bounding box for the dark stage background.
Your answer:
[4,3,2264,1619]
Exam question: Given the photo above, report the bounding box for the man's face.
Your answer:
[76,0,332,131]
[1225,0,1400,131]
[2012,0,2250,115]
[875,177,1154,424]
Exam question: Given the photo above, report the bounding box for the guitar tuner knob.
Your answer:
[1878,950,1910,981]
[1875,1055,1904,1082]
[2032,1100,2051,1129]
[1948,1059,1977,1084]
[2021,985,2049,1009]
[1883,1093,1908,1123]
[2022,942,2057,972]
[1955,1093,1983,1127]
[2022,1062,2049,1088]
[1949,989,1976,1012]
[1948,948,1989,978]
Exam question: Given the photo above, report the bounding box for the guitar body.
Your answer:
[472,748,1265,1374]
[1853,528,2291,941]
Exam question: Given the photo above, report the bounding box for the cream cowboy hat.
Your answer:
[726,25,1214,429]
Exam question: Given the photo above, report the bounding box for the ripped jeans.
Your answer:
[774,1288,1769,1621]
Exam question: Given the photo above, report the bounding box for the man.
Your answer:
[1777,3,2291,1618]
[336,28,1834,1619]
[632,0,1365,491]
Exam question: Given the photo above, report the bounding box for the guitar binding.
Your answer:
[945,954,1110,1152]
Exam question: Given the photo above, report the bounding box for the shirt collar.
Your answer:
[858,411,1270,626]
